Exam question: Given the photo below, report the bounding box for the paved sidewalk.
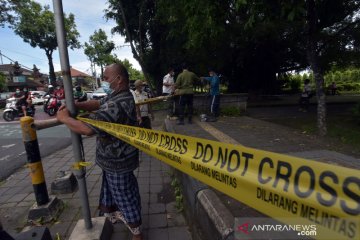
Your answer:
[0,112,192,240]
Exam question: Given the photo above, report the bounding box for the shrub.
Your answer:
[337,83,360,91]
[289,79,301,93]
[220,106,243,116]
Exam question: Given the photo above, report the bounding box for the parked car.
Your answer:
[0,92,14,109]
[0,92,15,99]
[91,88,107,100]
[30,91,47,105]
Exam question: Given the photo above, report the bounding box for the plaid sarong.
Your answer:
[99,171,142,224]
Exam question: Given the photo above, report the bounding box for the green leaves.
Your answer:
[10,0,80,83]
[84,29,116,75]
[0,72,7,91]
[103,0,360,95]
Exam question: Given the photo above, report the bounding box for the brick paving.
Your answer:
[0,110,192,239]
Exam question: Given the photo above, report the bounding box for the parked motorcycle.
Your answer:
[43,95,62,116]
[3,97,35,121]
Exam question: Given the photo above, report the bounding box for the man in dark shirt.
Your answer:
[14,88,28,116]
[56,63,143,240]
[175,63,200,125]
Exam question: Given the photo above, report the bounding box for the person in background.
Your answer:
[73,85,87,102]
[331,82,337,95]
[54,85,65,104]
[133,80,154,129]
[201,69,220,120]
[162,67,175,118]
[13,88,22,99]
[13,88,27,116]
[56,63,143,240]
[299,79,312,112]
[23,87,32,109]
[174,63,200,125]
[46,85,54,96]
[43,85,54,109]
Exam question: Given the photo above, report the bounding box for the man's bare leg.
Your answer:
[22,106,27,116]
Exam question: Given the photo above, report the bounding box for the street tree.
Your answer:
[0,0,25,27]
[105,0,158,92]
[11,1,81,85]
[118,59,144,81]
[304,0,360,136]
[104,0,360,107]
[84,29,116,86]
[0,72,7,91]
[0,0,15,26]
[235,0,360,136]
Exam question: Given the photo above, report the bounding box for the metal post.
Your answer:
[52,0,92,229]
[20,117,49,206]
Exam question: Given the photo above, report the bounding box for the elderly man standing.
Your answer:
[56,63,143,240]
[132,79,154,129]
[175,63,200,125]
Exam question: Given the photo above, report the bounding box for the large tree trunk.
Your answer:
[45,49,56,86]
[90,60,99,88]
[306,0,327,136]
[307,44,327,136]
[100,63,104,83]
[116,0,155,96]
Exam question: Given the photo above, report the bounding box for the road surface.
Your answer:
[0,106,72,180]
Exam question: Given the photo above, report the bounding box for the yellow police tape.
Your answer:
[72,161,92,170]
[135,95,171,106]
[78,117,360,240]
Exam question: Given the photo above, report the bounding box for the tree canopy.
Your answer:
[11,0,81,85]
[84,29,116,82]
[0,0,23,27]
[105,0,360,95]
[104,0,360,135]
[0,72,7,91]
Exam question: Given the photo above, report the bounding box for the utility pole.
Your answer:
[52,0,92,229]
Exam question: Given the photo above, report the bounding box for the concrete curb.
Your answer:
[164,119,234,240]
[197,190,234,240]
[247,99,359,108]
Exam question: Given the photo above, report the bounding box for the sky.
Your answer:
[0,0,141,76]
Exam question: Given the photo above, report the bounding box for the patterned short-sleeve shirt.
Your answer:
[87,90,139,174]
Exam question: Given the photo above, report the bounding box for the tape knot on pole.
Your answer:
[72,161,92,170]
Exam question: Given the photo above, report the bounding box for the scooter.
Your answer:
[43,95,62,116]
[3,97,35,122]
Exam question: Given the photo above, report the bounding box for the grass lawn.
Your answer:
[268,110,360,155]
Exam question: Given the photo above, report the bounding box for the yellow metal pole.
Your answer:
[20,116,49,205]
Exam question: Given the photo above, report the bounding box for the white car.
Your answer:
[30,91,46,105]
[91,88,107,100]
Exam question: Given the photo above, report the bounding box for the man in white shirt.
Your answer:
[162,68,175,118]
[162,68,175,95]
[133,80,154,129]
